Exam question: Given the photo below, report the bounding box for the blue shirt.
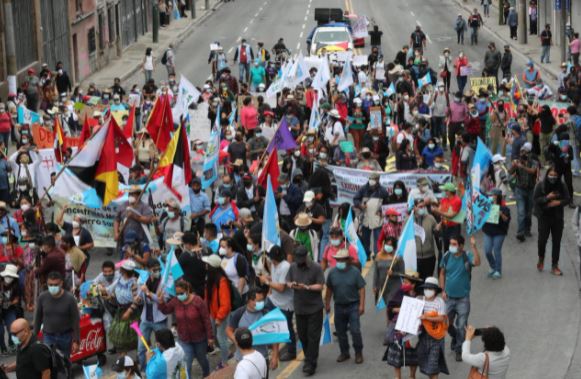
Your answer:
[440,250,474,298]
[421,145,444,167]
[0,216,20,239]
[189,189,210,216]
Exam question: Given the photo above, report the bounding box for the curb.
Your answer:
[453,0,560,82]
[85,0,224,86]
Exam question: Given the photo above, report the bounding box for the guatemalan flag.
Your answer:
[249,308,290,345]
[385,82,396,97]
[418,72,431,89]
[82,363,103,379]
[396,211,417,272]
[262,175,281,253]
[345,206,367,265]
[17,105,42,124]
[161,246,184,296]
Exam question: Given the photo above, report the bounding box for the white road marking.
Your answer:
[254,12,259,17]
[243,26,248,32]
[304,15,308,21]
[249,19,254,24]
[299,31,304,38]
[207,75,213,80]
[426,34,432,43]
[296,42,301,50]
[306,9,309,16]
[411,11,415,16]
[302,23,306,29]
[228,47,233,53]
[416,20,422,27]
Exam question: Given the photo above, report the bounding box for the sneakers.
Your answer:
[355,353,364,364]
[516,234,525,242]
[455,351,463,362]
[537,262,544,272]
[492,271,502,280]
[214,362,227,371]
[279,351,297,362]
[336,353,350,362]
[551,267,563,276]
[487,269,495,278]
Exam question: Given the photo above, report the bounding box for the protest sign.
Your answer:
[188,102,211,143]
[369,106,382,129]
[352,55,368,67]
[32,124,55,148]
[327,165,452,204]
[351,16,369,39]
[487,204,500,224]
[35,149,58,198]
[470,76,497,94]
[381,203,409,221]
[460,66,472,77]
[395,296,424,335]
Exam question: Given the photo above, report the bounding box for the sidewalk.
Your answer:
[81,0,224,88]
[455,0,562,82]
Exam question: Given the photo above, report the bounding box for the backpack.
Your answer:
[161,49,169,65]
[39,342,69,379]
[441,250,472,280]
[227,278,244,311]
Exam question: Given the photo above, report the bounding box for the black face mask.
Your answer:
[193,188,201,194]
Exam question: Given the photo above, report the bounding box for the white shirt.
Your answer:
[324,120,345,146]
[268,260,294,311]
[144,55,154,70]
[163,345,185,378]
[462,340,511,379]
[234,350,267,379]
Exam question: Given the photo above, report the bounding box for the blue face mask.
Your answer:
[177,293,188,302]
[48,285,60,296]
[117,373,127,379]
[449,245,459,254]
[247,243,254,252]
[167,211,175,219]
[330,239,341,247]
[394,188,403,196]
[10,335,20,346]
[384,244,394,253]
[255,300,265,311]
[1,237,7,245]
[336,262,347,270]
[218,197,226,205]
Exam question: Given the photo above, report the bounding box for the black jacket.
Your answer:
[533,176,570,220]
[501,52,512,71]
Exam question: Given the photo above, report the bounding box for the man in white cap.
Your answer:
[324,249,366,364]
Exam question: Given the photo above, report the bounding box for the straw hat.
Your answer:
[294,212,312,227]
[332,248,351,260]
[396,269,422,282]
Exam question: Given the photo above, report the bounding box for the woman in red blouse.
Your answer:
[158,279,214,378]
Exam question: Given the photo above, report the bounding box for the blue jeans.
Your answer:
[238,63,250,83]
[431,116,446,147]
[0,308,17,350]
[138,319,168,369]
[179,339,210,378]
[541,45,551,63]
[514,187,533,236]
[319,220,332,261]
[572,141,580,175]
[483,234,506,273]
[457,75,468,94]
[445,296,470,353]
[361,226,381,259]
[334,302,363,355]
[470,27,479,44]
[211,315,231,364]
[0,132,9,147]
[43,330,73,359]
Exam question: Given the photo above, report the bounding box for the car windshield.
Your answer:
[314,30,350,43]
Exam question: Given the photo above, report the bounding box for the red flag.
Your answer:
[124,105,135,140]
[157,122,192,200]
[109,116,134,168]
[257,148,279,191]
[79,117,99,146]
[146,94,174,152]
[53,117,66,163]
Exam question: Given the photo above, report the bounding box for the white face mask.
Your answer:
[219,247,227,256]
[128,196,137,204]
[459,52,464,58]
[4,277,13,285]
[20,204,31,212]
[424,289,436,298]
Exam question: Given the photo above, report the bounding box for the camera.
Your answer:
[474,328,485,336]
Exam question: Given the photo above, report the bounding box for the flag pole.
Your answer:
[376,256,398,305]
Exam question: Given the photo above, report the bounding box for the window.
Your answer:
[98,11,106,50]
[88,27,96,53]
[75,0,83,13]
[108,5,116,43]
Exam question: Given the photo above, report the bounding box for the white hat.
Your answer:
[328,109,341,119]
[202,254,222,268]
[521,142,532,152]
[353,98,363,105]
[492,154,505,163]
[331,248,350,260]
[1,264,19,279]
[303,191,315,202]
[121,259,136,271]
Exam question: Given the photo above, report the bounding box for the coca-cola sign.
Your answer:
[71,319,106,361]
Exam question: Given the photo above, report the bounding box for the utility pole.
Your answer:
[190,0,196,19]
[518,0,527,44]
[498,0,504,25]
[152,3,159,43]
[560,0,567,63]
[3,0,17,94]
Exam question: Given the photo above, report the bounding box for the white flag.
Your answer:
[172,74,201,120]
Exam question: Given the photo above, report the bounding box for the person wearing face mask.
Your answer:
[438,48,453,93]
[236,174,259,213]
[209,188,239,234]
[0,230,23,266]
[412,199,439,279]
[286,245,325,376]
[0,264,21,354]
[387,181,409,204]
[189,177,210,236]
[545,132,573,203]
[220,237,249,300]
[290,212,320,262]
[324,248,366,365]
[228,132,248,168]
[482,189,511,280]
[357,147,382,171]
[247,128,268,161]
[177,232,207,297]
[373,236,404,311]
[421,138,444,169]
[321,227,360,271]
[453,51,469,95]
[145,328,186,378]
[408,177,438,205]
[416,276,449,377]
[34,271,80,362]
[354,173,389,258]
[114,186,154,247]
[2,318,53,378]
[158,279,214,378]
[508,142,539,241]
[227,286,280,372]
[533,167,570,276]
[113,353,142,379]
[448,91,468,151]
[157,199,186,252]
[377,208,403,251]
[362,127,390,169]
[438,235,480,362]
[60,234,86,288]
[36,235,65,287]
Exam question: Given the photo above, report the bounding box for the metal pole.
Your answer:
[3,0,17,94]
[498,0,504,25]
[518,0,527,44]
[561,0,567,63]
[190,0,196,18]
[152,3,159,43]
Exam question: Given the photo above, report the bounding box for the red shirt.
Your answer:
[158,295,214,343]
[440,195,462,226]
[0,112,11,133]
[240,105,258,130]
[0,245,23,263]
[323,242,359,268]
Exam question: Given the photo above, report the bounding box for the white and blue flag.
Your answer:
[385,82,396,97]
[82,363,103,379]
[262,175,281,253]
[201,108,220,190]
[161,246,184,296]
[395,211,417,272]
[17,105,42,125]
[345,206,367,265]
[249,307,290,346]
[418,72,432,89]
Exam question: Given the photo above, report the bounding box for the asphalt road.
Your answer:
[10,0,578,378]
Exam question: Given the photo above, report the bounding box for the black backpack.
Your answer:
[39,342,69,379]
[161,49,169,65]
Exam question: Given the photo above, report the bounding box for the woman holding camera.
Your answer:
[462,325,511,378]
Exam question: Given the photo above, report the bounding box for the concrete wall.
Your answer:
[69,0,98,81]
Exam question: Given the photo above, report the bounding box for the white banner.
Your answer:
[327,165,452,204]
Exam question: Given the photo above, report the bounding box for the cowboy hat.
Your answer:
[202,254,222,268]
[492,154,505,163]
[332,249,351,260]
[294,212,312,227]
[1,264,19,279]
[167,232,184,246]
